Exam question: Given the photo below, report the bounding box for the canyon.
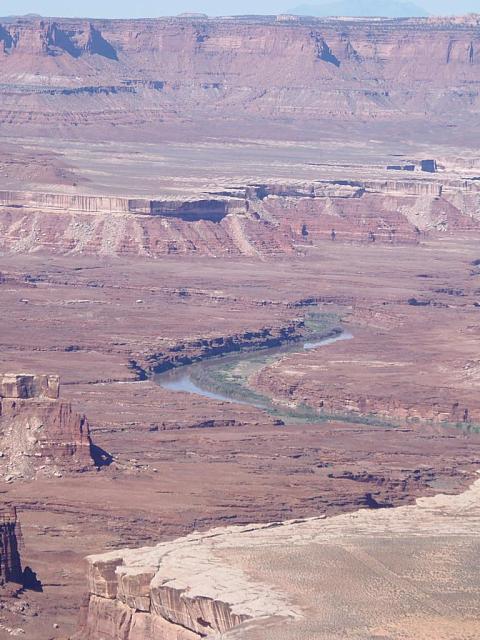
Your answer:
[1,239,480,638]
[0,10,479,640]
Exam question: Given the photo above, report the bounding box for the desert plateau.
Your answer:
[0,7,479,640]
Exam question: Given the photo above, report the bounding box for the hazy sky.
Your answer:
[0,0,478,18]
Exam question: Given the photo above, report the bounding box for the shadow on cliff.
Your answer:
[364,493,393,509]
[90,444,113,468]
[22,566,43,592]
[87,26,119,61]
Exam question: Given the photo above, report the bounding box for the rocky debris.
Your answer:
[75,474,480,640]
[0,374,94,480]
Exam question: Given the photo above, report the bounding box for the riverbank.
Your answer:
[153,312,402,426]
[154,312,354,423]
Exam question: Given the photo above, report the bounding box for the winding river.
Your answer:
[155,330,353,409]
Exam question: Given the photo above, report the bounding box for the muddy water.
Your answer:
[155,331,353,408]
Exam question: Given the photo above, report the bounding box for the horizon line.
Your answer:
[2,12,480,20]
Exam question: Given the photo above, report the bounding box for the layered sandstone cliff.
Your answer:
[75,474,480,640]
[0,191,246,219]
[0,15,480,127]
[0,374,94,480]
[1,176,479,257]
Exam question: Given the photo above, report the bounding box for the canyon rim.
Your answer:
[0,7,479,640]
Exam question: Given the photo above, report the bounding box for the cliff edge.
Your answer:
[75,472,480,639]
[0,15,480,128]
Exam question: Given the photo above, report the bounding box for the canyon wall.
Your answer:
[74,476,480,640]
[0,15,480,127]
[253,364,480,425]
[0,374,94,480]
[0,177,479,257]
[130,320,305,377]
[0,191,246,220]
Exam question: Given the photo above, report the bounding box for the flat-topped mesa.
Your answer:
[0,506,22,588]
[1,15,480,126]
[0,374,94,481]
[0,373,59,400]
[0,177,479,257]
[0,190,279,257]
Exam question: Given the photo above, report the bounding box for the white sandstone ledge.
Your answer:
[81,472,480,639]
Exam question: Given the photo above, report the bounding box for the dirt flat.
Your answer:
[218,476,480,639]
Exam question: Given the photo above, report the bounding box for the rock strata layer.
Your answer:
[0,374,94,480]
[1,177,480,257]
[0,15,480,127]
[76,474,480,640]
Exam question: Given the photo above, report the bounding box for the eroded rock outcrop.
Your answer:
[130,320,305,377]
[75,474,480,640]
[0,374,94,480]
[75,531,296,640]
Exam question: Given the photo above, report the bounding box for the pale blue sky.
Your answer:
[0,0,477,18]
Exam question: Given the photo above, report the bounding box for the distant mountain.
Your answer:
[1,14,43,22]
[290,1,429,17]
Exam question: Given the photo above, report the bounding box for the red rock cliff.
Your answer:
[0,15,479,126]
[0,374,94,481]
